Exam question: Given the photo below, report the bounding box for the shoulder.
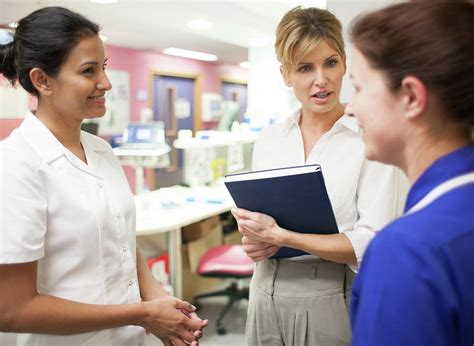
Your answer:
[1,128,43,175]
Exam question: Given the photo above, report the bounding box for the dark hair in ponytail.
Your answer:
[0,41,16,83]
[0,6,100,97]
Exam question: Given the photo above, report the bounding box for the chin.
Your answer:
[86,111,107,119]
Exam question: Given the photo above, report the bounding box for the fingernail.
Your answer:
[191,304,197,310]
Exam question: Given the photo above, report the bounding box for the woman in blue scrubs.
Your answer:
[345,1,474,345]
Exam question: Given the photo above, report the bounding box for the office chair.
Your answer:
[194,244,254,335]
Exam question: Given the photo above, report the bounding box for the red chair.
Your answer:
[194,244,254,335]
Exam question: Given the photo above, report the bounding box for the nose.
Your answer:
[97,71,112,91]
[313,68,328,87]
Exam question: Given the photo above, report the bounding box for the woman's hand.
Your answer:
[241,236,279,262]
[231,208,285,245]
[140,297,207,346]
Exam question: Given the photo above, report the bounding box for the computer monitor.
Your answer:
[121,122,166,148]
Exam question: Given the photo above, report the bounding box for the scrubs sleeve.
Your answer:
[0,143,47,263]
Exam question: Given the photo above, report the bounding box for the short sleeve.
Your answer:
[351,230,453,346]
[0,142,47,263]
[343,160,407,271]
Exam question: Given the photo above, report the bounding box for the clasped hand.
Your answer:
[142,296,208,346]
[231,208,283,262]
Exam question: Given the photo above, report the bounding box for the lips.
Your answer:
[311,90,333,99]
[88,95,106,105]
[310,90,334,105]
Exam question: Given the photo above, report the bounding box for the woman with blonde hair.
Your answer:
[232,6,404,345]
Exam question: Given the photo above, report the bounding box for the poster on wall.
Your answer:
[98,69,130,136]
[0,78,28,119]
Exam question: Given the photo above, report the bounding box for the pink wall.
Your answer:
[105,44,247,122]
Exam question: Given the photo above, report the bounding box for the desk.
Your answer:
[135,184,235,298]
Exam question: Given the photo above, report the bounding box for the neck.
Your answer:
[299,103,345,133]
[35,103,82,152]
[401,126,471,184]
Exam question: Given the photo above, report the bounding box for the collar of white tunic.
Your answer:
[282,109,360,135]
[20,111,109,163]
[20,111,111,178]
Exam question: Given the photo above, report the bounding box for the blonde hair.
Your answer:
[275,6,345,71]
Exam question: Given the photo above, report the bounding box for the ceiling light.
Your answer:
[8,22,18,28]
[239,61,250,69]
[163,48,218,62]
[99,34,108,42]
[90,0,118,4]
[187,19,212,31]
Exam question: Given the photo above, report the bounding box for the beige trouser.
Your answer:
[245,258,354,346]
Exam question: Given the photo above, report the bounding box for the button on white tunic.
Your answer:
[0,112,145,345]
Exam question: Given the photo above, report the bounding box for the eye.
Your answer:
[83,66,95,74]
[297,64,313,73]
[102,63,108,71]
[326,59,339,67]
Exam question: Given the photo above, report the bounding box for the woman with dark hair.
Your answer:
[0,7,206,346]
[346,1,474,345]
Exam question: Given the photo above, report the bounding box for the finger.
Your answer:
[250,247,279,261]
[250,246,279,257]
[170,336,186,346]
[173,300,197,313]
[242,236,268,245]
[243,242,275,252]
[182,316,206,331]
[193,330,203,338]
[231,207,247,218]
[177,327,197,344]
[188,312,203,322]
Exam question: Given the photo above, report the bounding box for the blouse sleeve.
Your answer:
[0,143,47,263]
[342,159,408,271]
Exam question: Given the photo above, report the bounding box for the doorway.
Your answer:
[150,71,202,188]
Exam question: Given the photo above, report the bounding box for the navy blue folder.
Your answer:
[224,164,338,258]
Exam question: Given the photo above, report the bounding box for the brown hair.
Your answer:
[275,6,344,72]
[350,1,474,128]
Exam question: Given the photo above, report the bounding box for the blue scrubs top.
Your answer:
[351,144,474,346]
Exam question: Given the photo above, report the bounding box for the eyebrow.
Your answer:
[298,54,339,65]
[325,54,339,60]
[79,58,108,67]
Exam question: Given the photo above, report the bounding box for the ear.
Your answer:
[400,76,427,120]
[280,66,292,87]
[29,68,53,96]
